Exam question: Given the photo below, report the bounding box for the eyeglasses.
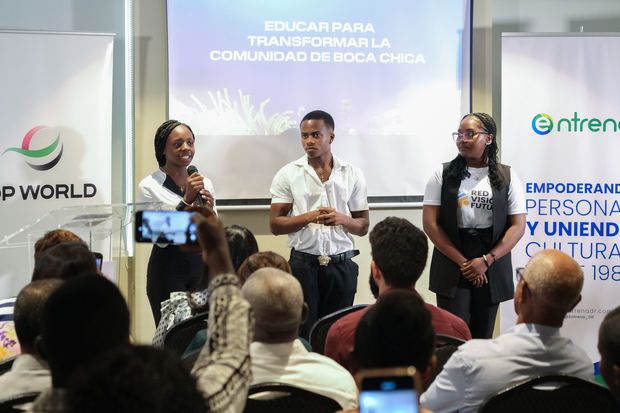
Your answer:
[515,267,525,282]
[452,131,490,142]
[515,267,532,295]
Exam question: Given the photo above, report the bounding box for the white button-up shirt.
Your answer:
[250,339,359,410]
[270,155,368,255]
[421,323,594,413]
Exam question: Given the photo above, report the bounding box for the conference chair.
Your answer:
[309,304,368,354]
[244,382,342,413]
[180,348,201,372]
[0,392,40,413]
[0,357,16,376]
[478,373,616,413]
[435,333,466,347]
[162,311,208,357]
[425,334,467,390]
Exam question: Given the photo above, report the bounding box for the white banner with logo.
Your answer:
[500,34,620,363]
[0,31,113,297]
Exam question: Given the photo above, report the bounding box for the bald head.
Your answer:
[523,249,583,315]
[241,267,305,342]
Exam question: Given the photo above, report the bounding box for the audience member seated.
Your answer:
[421,249,593,413]
[242,267,358,410]
[29,274,130,412]
[325,216,471,374]
[183,251,296,356]
[153,224,258,347]
[1,232,91,361]
[186,206,253,413]
[237,251,292,285]
[66,345,207,413]
[0,279,62,399]
[0,298,19,360]
[348,289,437,413]
[31,242,99,281]
[225,225,260,272]
[33,230,86,262]
[598,305,620,411]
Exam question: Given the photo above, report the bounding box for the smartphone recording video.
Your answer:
[358,367,420,413]
[134,210,197,245]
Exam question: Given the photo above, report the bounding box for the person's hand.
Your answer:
[200,189,215,208]
[186,206,234,275]
[183,172,206,204]
[305,209,325,225]
[461,257,488,287]
[317,207,350,226]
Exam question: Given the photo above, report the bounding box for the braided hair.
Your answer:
[153,120,195,167]
[443,112,503,190]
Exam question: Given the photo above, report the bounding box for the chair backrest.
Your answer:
[0,392,41,413]
[0,357,16,376]
[309,304,368,354]
[163,311,208,356]
[435,333,466,347]
[424,334,467,391]
[180,348,201,372]
[424,345,460,391]
[244,382,342,413]
[478,373,616,413]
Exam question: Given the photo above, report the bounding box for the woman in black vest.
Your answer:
[422,113,526,338]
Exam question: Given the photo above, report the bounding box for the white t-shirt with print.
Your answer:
[423,165,526,229]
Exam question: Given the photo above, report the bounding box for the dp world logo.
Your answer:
[2,126,64,171]
[532,113,553,135]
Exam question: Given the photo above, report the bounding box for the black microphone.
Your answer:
[187,165,205,205]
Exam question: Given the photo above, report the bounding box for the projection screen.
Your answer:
[167,0,471,206]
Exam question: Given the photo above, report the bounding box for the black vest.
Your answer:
[429,163,514,303]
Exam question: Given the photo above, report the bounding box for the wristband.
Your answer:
[482,254,490,268]
[176,199,190,211]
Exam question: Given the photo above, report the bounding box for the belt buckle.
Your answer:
[318,255,331,266]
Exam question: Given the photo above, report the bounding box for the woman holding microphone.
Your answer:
[422,113,526,338]
[138,120,215,324]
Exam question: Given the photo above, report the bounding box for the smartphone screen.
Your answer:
[92,252,103,270]
[134,210,197,245]
[360,376,418,413]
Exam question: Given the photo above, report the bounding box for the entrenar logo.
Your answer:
[2,126,64,171]
[532,113,620,135]
[532,114,553,135]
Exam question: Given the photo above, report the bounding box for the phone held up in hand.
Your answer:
[358,366,421,413]
[134,210,197,245]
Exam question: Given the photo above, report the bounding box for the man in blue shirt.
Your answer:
[421,249,593,413]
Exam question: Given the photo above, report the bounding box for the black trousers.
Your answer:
[289,250,359,339]
[146,245,203,325]
[436,228,498,339]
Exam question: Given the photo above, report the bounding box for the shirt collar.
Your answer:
[508,323,561,337]
[250,339,307,357]
[293,154,346,170]
[151,169,184,197]
[11,353,49,372]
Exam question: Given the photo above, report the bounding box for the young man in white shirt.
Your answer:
[270,110,369,338]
